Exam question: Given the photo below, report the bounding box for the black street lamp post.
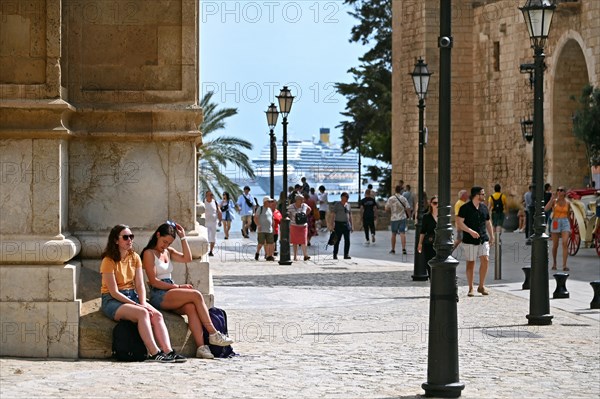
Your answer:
[410,57,432,282]
[265,103,279,199]
[520,0,555,326]
[422,1,464,397]
[277,86,294,266]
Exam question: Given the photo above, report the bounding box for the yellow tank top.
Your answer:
[552,201,569,219]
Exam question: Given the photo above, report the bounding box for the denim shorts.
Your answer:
[149,278,174,310]
[550,217,570,234]
[391,219,407,234]
[101,289,139,320]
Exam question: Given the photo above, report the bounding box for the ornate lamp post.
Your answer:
[277,86,294,266]
[265,103,279,199]
[520,0,555,326]
[410,57,432,282]
[422,1,464,397]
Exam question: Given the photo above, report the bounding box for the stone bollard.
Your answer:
[552,273,570,299]
[522,267,531,290]
[590,281,600,309]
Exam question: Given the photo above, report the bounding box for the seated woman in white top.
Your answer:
[141,221,234,359]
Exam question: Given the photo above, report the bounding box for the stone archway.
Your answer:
[551,38,589,189]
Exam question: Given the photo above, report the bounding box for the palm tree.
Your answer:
[197,91,255,199]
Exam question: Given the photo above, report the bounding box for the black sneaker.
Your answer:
[402,249,407,255]
[254,253,259,261]
[208,252,214,256]
[166,351,187,363]
[344,256,352,260]
[147,351,174,363]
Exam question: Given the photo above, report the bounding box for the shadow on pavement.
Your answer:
[214,270,429,288]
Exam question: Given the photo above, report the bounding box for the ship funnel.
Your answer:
[319,128,330,144]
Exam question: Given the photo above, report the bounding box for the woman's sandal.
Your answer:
[563,267,570,271]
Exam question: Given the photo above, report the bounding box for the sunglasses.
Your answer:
[431,202,439,205]
[166,220,176,227]
[120,234,135,241]
[557,188,565,192]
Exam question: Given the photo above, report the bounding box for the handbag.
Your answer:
[327,231,338,246]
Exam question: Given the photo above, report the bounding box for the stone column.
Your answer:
[1,0,206,359]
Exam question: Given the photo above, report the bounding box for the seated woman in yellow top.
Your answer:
[100,224,186,363]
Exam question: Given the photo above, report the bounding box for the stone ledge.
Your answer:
[78,296,213,359]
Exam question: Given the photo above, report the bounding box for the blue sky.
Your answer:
[200,1,366,162]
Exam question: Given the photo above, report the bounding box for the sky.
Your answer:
[199,0,367,164]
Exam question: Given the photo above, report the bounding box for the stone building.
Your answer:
[392,0,599,203]
[0,1,209,358]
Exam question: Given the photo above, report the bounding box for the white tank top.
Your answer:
[154,253,173,280]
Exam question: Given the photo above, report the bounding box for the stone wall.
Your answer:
[392,0,599,204]
[0,0,207,359]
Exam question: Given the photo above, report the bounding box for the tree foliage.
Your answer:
[336,0,392,196]
[571,84,600,167]
[197,92,255,199]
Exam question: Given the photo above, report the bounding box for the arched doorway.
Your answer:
[551,39,589,189]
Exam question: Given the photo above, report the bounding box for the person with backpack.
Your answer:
[488,184,507,235]
[141,222,234,359]
[100,224,186,363]
[254,196,275,261]
[385,185,412,255]
[288,194,312,261]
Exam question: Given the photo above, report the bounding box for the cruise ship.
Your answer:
[252,128,360,196]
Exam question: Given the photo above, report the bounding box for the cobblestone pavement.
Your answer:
[1,229,598,398]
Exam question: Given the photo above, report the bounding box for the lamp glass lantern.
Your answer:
[266,103,279,129]
[277,86,294,117]
[410,58,431,100]
[519,0,556,49]
[520,117,534,142]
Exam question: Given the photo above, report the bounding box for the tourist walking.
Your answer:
[141,221,234,359]
[359,189,378,245]
[288,194,311,261]
[236,186,255,238]
[269,198,282,257]
[254,197,275,261]
[303,192,318,246]
[457,186,495,297]
[487,184,507,236]
[385,185,411,255]
[328,192,353,260]
[402,184,415,221]
[524,185,534,240]
[453,189,469,250]
[219,191,235,240]
[544,186,572,271]
[417,195,438,278]
[318,185,329,232]
[203,190,221,257]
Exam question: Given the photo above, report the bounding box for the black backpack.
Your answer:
[492,195,504,213]
[202,307,235,358]
[112,320,147,362]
